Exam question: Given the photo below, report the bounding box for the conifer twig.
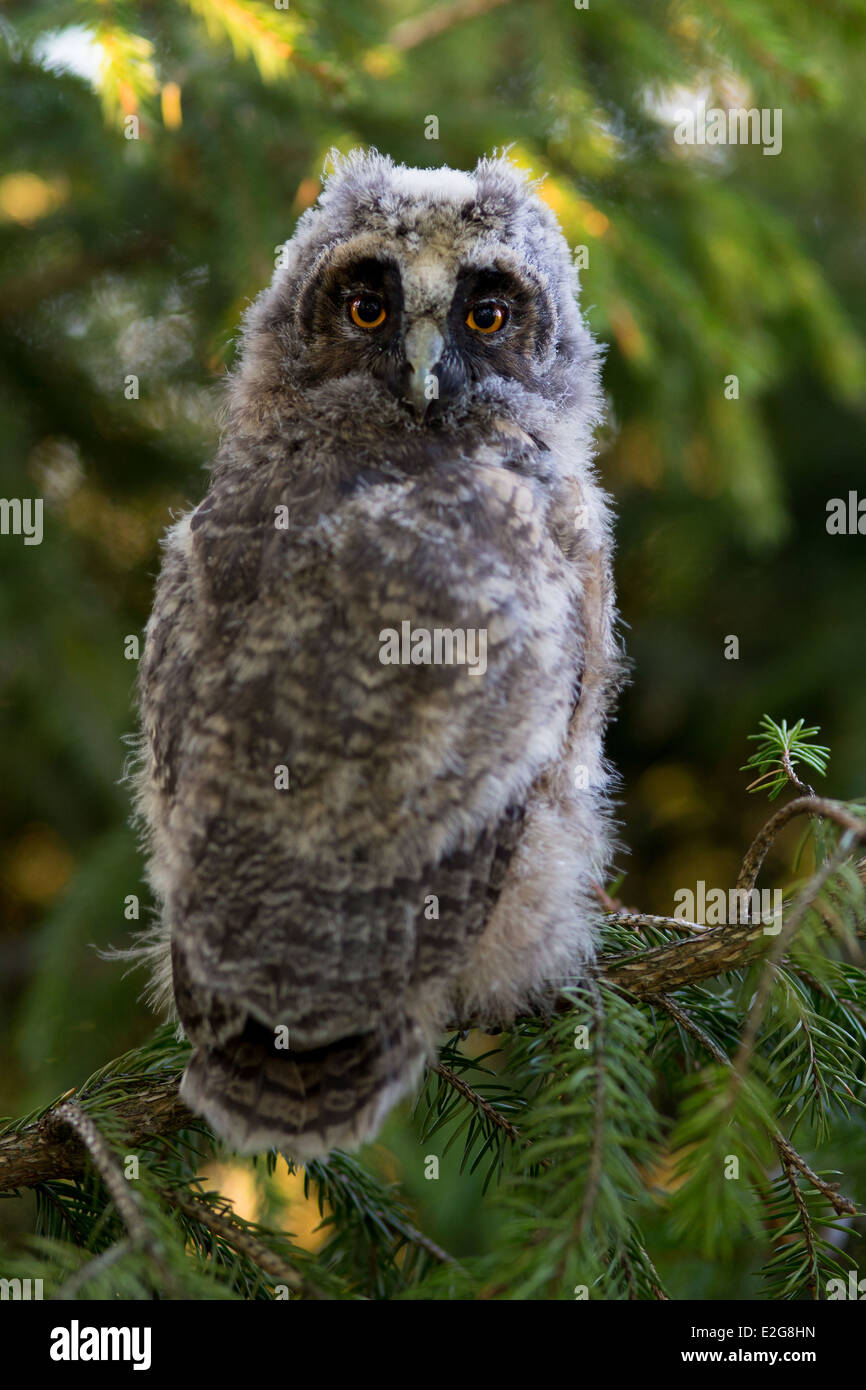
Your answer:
[635,1242,670,1302]
[737,798,866,894]
[45,1103,153,1252]
[772,1136,857,1217]
[606,910,706,937]
[732,839,854,1083]
[388,0,512,52]
[777,1146,819,1300]
[577,979,606,1239]
[431,1063,522,1144]
[652,994,858,1218]
[0,1078,193,1191]
[652,993,727,1065]
[53,1239,135,1301]
[781,749,815,800]
[380,1217,457,1267]
[161,1187,326,1297]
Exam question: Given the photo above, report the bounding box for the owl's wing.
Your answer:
[171,799,526,1158]
[450,467,624,1025]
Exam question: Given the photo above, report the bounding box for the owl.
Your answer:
[132,149,623,1162]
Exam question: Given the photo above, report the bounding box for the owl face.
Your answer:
[235,151,599,443]
[295,238,557,418]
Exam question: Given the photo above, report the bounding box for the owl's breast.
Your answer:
[154,452,584,895]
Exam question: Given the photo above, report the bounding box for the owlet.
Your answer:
[132,150,622,1161]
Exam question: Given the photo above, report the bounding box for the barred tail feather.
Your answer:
[179,1014,427,1162]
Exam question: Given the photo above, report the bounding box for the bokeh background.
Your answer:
[1,0,864,1297]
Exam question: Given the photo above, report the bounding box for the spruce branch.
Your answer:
[772,1137,858,1218]
[732,838,856,1084]
[577,979,607,1240]
[0,1078,193,1191]
[741,716,829,801]
[599,914,770,998]
[737,798,866,894]
[310,1160,459,1274]
[52,1238,135,1302]
[633,1243,670,1302]
[431,1063,523,1146]
[651,992,858,1220]
[2,797,863,1245]
[616,1241,671,1301]
[775,1147,820,1299]
[652,993,728,1066]
[161,1187,327,1298]
[43,1102,155,1254]
[607,911,706,937]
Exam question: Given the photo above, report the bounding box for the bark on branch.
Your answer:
[0,1080,192,1191]
[599,916,770,999]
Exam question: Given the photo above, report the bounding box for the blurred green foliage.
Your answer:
[1,0,864,1298]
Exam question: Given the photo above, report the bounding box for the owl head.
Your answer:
[229,149,602,452]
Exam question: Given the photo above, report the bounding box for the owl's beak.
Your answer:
[404,319,445,418]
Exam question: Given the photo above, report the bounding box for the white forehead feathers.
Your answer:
[385,165,478,204]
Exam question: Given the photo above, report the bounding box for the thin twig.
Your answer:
[777,1146,819,1300]
[619,1246,637,1299]
[577,978,606,1239]
[782,750,815,800]
[52,1238,134,1301]
[432,1062,522,1144]
[162,1186,326,1297]
[773,1135,857,1217]
[45,1103,152,1251]
[652,993,858,1219]
[636,1242,670,1301]
[652,993,727,1065]
[732,839,854,1083]
[379,1213,458,1267]
[430,1062,554,1172]
[737,798,866,894]
[388,0,513,51]
[606,910,707,937]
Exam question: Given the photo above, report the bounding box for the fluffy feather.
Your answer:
[130,148,624,1159]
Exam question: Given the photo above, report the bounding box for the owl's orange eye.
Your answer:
[466,301,506,334]
[349,293,387,329]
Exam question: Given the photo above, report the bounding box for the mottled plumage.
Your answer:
[132,149,623,1160]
